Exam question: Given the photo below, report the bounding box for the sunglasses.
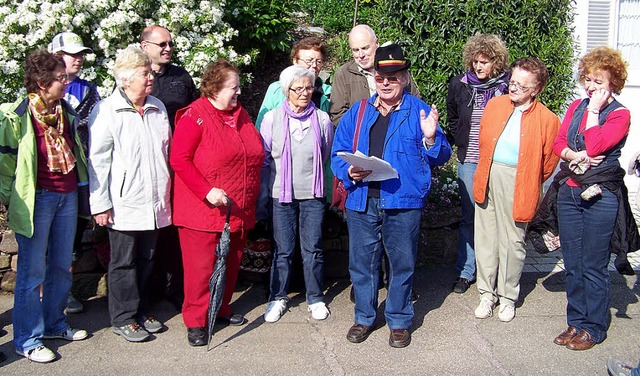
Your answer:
[374,75,400,84]
[144,40,175,49]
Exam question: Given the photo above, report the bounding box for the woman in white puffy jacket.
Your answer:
[88,46,172,343]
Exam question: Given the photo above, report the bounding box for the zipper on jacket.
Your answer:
[120,171,127,197]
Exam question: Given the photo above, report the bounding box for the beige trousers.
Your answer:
[474,162,528,307]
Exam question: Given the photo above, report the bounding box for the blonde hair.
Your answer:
[114,45,151,88]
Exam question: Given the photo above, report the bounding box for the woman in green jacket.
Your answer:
[0,50,89,363]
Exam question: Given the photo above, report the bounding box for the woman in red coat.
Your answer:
[170,59,264,347]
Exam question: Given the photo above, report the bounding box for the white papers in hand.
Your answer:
[337,151,399,182]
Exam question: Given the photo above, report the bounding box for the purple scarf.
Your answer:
[463,70,510,107]
[279,100,323,203]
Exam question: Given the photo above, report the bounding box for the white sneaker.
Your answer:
[264,299,287,323]
[308,302,329,320]
[498,304,515,322]
[43,327,88,341]
[474,297,494,319]
[16,345,56,363]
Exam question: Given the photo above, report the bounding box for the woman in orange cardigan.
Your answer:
[472,57,560,322]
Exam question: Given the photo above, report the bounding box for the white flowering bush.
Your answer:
[0,0,251,100]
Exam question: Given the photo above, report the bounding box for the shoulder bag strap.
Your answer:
[352,99,367,152]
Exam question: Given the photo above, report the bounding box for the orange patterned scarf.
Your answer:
[28,93,76,174]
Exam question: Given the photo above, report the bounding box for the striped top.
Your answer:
[463,92,485,163]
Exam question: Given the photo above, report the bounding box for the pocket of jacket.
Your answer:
[119,171,127,198]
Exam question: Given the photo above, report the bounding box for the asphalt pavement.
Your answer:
[0,265,639,375]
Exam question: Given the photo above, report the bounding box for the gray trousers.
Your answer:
[108,229,159,327]
[474,162,527,307]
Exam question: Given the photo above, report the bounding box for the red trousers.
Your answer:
[178,227,247,328]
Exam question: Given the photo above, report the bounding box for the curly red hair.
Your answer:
[578,47,628,95]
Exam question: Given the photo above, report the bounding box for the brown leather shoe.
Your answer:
[553,326,578,346]
[346,324,373,343]
[566,329,596,351]
[389,329,411,348]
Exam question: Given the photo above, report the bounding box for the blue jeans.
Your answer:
[270,198,325,304]
[455,161,477,280]
[13,189,78,353]
[557,184,618,343]
[347,197,421,329]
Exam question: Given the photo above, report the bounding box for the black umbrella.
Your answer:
[207,197,233,350]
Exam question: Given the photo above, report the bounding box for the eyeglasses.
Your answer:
[374,75,400,84]
[298,58,324,67]
[135,70,155,79]
[289,86,314,95]
[508,80,534,93]
[144,40,175,49]
[54,74,68,83]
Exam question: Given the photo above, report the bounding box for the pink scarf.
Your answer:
[279,100,323,203]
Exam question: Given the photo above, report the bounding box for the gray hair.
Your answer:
[279,65,315,97]
[114,45,151,89]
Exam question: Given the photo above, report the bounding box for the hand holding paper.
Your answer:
[338,151,399,182]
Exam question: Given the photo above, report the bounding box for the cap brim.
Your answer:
[374,61,411,73]
[53,46,93,54]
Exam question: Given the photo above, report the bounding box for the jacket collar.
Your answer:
[111,89,160,114]
[368,91,411,113]
[13,96,77,119]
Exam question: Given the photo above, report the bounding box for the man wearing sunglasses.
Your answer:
[331,44,452,348]
[141,25,198,313]
[330,26,421,303]
[141,25,198,130]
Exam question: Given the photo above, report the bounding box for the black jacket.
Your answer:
[446,73,473,161]
[151,64,199,130]
[525,164,639,275]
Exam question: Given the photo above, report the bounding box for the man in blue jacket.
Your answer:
[331,44,452,348]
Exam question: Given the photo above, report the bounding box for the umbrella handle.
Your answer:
[224,196,233,224]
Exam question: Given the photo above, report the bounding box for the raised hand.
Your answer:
[589,88,611,111]
[420,105,438,143]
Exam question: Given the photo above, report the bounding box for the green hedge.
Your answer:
[223,0,297,64]
[369,0,575,123]
[297,0,377,34]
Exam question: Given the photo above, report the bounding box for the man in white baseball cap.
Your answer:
[49,31,100,315]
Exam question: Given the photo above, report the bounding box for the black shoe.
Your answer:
[216,313,247,326]
[349,285,355,303]
[187,327,207,347]
[453,278,472,294]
